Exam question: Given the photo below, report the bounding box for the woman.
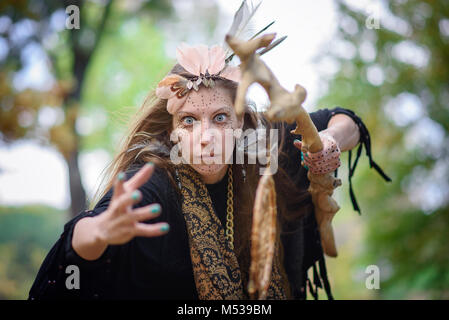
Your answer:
[29,43,386,300]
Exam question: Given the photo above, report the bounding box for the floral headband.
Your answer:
[155,43,241,115]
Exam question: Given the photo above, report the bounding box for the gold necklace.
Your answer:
[225,165,234,250]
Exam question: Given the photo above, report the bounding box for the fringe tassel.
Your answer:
[332,108,392,215]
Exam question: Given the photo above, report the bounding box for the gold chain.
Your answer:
[226,165,234,250]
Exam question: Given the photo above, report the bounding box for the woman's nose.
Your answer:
[200,123,213,145]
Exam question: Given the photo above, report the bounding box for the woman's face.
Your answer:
[171,85,243,183]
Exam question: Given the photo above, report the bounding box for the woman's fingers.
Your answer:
[134,222,170,238]
[111,171,126,202]
[293,139,302,150]
[112,189,142,214]
[296,135,341,174]
[123,162,155,192]
[111,162,155,211]
[131,203,162,222]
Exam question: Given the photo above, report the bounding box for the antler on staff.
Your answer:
[225,33,342,261]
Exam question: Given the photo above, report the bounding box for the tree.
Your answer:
[0,0,174,217]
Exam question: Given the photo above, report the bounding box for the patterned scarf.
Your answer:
[175,163,288,300]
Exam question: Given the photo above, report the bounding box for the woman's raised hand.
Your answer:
[94,162,170,246]
[293,132,341,175]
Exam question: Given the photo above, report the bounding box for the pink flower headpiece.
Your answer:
[155,43,241,115]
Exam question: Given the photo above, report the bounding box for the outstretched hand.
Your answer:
[94,162,170,246]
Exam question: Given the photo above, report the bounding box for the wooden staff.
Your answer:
[225,32,342,298]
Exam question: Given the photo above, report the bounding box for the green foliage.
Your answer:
[0,0,177,300]
[81,16,173,152]
[318,0,449,299]
[0,206,67,299]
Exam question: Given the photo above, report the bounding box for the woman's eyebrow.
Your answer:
[212,106,233,114]
[176,110,198,118]
[176,106,233,118]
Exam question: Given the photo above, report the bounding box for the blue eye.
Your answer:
[215,113,228,123]
[182,116,195,125]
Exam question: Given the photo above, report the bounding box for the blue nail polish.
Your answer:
[300,151,309,171]
[151,204,161,214]
[131,190,140,201]
[160,224,170,232]
[118,172,125,181]
[145,162,154,168]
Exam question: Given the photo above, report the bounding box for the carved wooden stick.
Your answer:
[225,33,341,262]
[248,167,277,300]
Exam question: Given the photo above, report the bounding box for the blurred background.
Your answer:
[0,0,448,299]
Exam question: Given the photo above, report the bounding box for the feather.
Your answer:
[225,20,276,63]
[194,44,210,74]
[176,43,203,75]
[250,20,275,40]
[157,74,183,88]
[208,45,226,74]
[176,43,228,76]
[257,35,287,56]
[156,74,183,99]
[220,65,242,82]
[167,94,188,114]
[223,0,263,60]
[233,0,262,40]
